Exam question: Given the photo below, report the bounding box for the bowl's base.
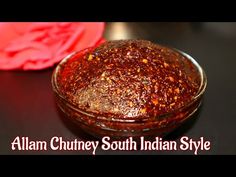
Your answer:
[55,93,202,141]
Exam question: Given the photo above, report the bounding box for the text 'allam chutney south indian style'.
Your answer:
[52,40,207,139]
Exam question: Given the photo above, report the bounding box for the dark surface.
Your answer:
[0,22,236,155]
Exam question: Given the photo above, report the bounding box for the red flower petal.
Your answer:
[26,22,55,32]
[23,60,53,70]
[72,22,105,51]
[95,38,106,46]
[0,22,105,70]
[11,22,32,34]
[0,23,21,49]
[4,37,48,54]
[56,24,84,56]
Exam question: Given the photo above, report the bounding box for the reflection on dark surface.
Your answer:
[0,70,53,122]
[105,22,133,40]
[203,22,236,37]
[55,103,99,142]
[165,104,202,141]
[105,22,236,42]
[105,22,194,42]
[56,97,202,142]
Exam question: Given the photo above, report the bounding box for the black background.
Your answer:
[0,22,235,155]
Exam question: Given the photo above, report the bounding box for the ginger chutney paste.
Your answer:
[52,40,207,139]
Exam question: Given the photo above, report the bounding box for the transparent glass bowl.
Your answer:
[52,49,207,140]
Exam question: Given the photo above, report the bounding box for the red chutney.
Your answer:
[54,40,204,138]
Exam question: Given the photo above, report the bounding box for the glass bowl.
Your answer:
[51,48,207,140]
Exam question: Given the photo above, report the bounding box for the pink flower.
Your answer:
[0,22,105,70]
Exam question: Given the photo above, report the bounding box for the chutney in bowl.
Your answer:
[52,40,207,139]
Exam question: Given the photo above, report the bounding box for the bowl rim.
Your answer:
[52,47,207,123]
